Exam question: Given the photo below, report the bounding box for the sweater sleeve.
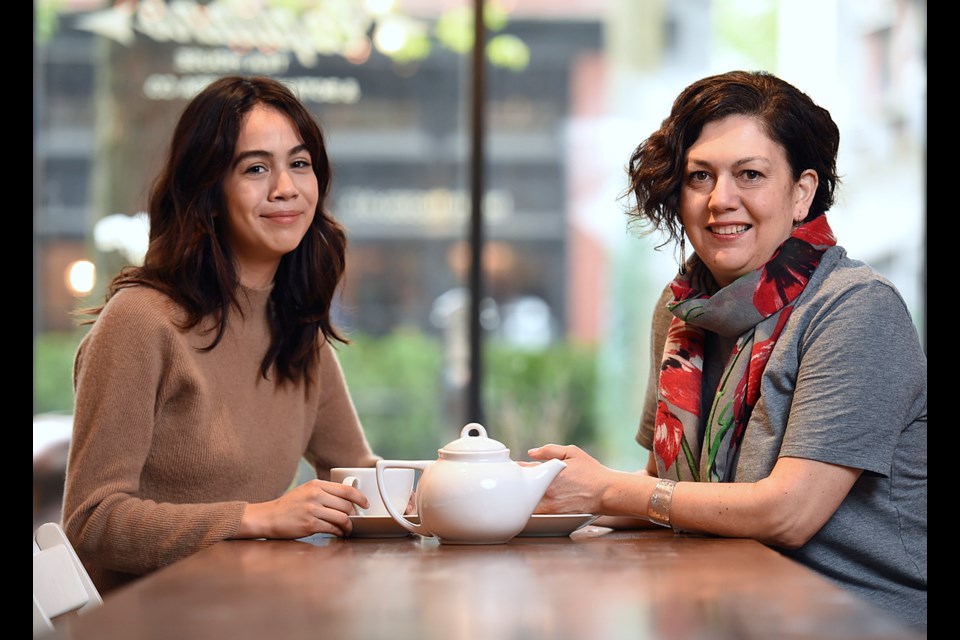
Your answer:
[303,339,380,480]
[62,289,246,587]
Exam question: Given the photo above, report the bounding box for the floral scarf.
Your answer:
[653,215,836,482]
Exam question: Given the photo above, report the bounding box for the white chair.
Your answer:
[33,522,102,637]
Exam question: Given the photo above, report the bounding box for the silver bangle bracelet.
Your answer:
[647,478,677,528]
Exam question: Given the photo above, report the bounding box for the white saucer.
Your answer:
[516,514,598,537]
[345,513,597,539]
[347,514,420,538]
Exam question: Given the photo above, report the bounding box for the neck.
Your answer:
[237,263,279,290]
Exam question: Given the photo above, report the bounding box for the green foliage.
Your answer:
[336,330,448,459]
[388,31,432,64]
[32,327,599,465]
[33,330,86,414]
[434,6,475,54]
[487,34,530,72]
[34,0,65,44]
[337,332,600,461]
[269,0,315,13]
[713,0,779,70]
[483,340,598,458]
[433,1,529,70]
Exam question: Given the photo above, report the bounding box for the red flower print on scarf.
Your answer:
[794,216,837,247]
[654,401,685,471]
[659,322,704,416]
[754,242,821,316]
[753,216,834,317]
[669,278,697,302]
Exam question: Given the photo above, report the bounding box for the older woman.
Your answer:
[529,70,926,631]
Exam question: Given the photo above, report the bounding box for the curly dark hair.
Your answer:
[622,70,841,249]
[78,75,348,386]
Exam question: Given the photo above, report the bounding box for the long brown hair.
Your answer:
[79,75,348,386]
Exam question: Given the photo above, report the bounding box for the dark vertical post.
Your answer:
[467,0,486,424]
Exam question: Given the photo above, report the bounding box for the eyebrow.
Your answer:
[232,143,310,168]
[687,156,770,168]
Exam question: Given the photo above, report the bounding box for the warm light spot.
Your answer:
[66,260,96,296]
[344,38,372,65]
[373,19,408,55]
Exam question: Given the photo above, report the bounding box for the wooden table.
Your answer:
[53,526,923,639]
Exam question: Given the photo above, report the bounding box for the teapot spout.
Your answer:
[521,458,566,508]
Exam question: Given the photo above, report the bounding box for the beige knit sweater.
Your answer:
[62,284,378,594]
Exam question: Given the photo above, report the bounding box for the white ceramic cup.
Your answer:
[331,467,415,517]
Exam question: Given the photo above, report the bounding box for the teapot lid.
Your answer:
[438,423,510,460]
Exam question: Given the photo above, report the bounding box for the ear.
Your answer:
[794,169,818,223]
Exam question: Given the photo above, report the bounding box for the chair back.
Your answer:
[33,522,102,636]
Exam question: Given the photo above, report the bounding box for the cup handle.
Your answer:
[341,476,365,516]
[376,460,432,537]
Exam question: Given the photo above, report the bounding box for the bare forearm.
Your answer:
[596,457,859,547]
[530,446,858,548]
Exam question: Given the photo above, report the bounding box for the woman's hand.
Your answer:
[405,490,418,515]
[528,444,663,521]
[527,444,616,515]
[235,479,368,539]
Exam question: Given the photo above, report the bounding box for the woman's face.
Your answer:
[679,115,817,287]
[221,104,318,288]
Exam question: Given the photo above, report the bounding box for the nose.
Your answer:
[270,170,299,201]
[708,174,739,212]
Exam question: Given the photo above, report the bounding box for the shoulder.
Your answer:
[787,248,925,367]
[317,337,345,370]
[801,247,915,323]
[650,282,674,322]
[89,286,187,339]
[75,287,192,376]
[105,285,182,316]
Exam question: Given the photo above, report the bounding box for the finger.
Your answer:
[317,507,353,536]
[349,489,370,510]
[528,444,569,460]
[320,480,371,510]
[337,492,369,515]
[334,512,353,537]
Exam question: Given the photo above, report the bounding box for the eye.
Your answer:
[243,164,267,175]
[741,169,762,180]
[687,170,710,183]
[291,159,312,170]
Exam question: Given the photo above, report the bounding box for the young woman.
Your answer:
[63,76,378,594]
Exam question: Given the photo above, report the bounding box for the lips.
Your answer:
[261,211,302,222]
[708,224,751,235]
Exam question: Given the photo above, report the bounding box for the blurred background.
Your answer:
[34,0,926,531]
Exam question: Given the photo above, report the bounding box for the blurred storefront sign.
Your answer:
[75,0,380,66]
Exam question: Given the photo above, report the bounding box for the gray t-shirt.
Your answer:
[637,246,927,630]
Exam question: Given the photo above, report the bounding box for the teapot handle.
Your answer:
[376,460,432,537]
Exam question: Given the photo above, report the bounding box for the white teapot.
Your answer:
[376,423,566,544]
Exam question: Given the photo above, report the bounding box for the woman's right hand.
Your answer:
[235,479,369,539]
